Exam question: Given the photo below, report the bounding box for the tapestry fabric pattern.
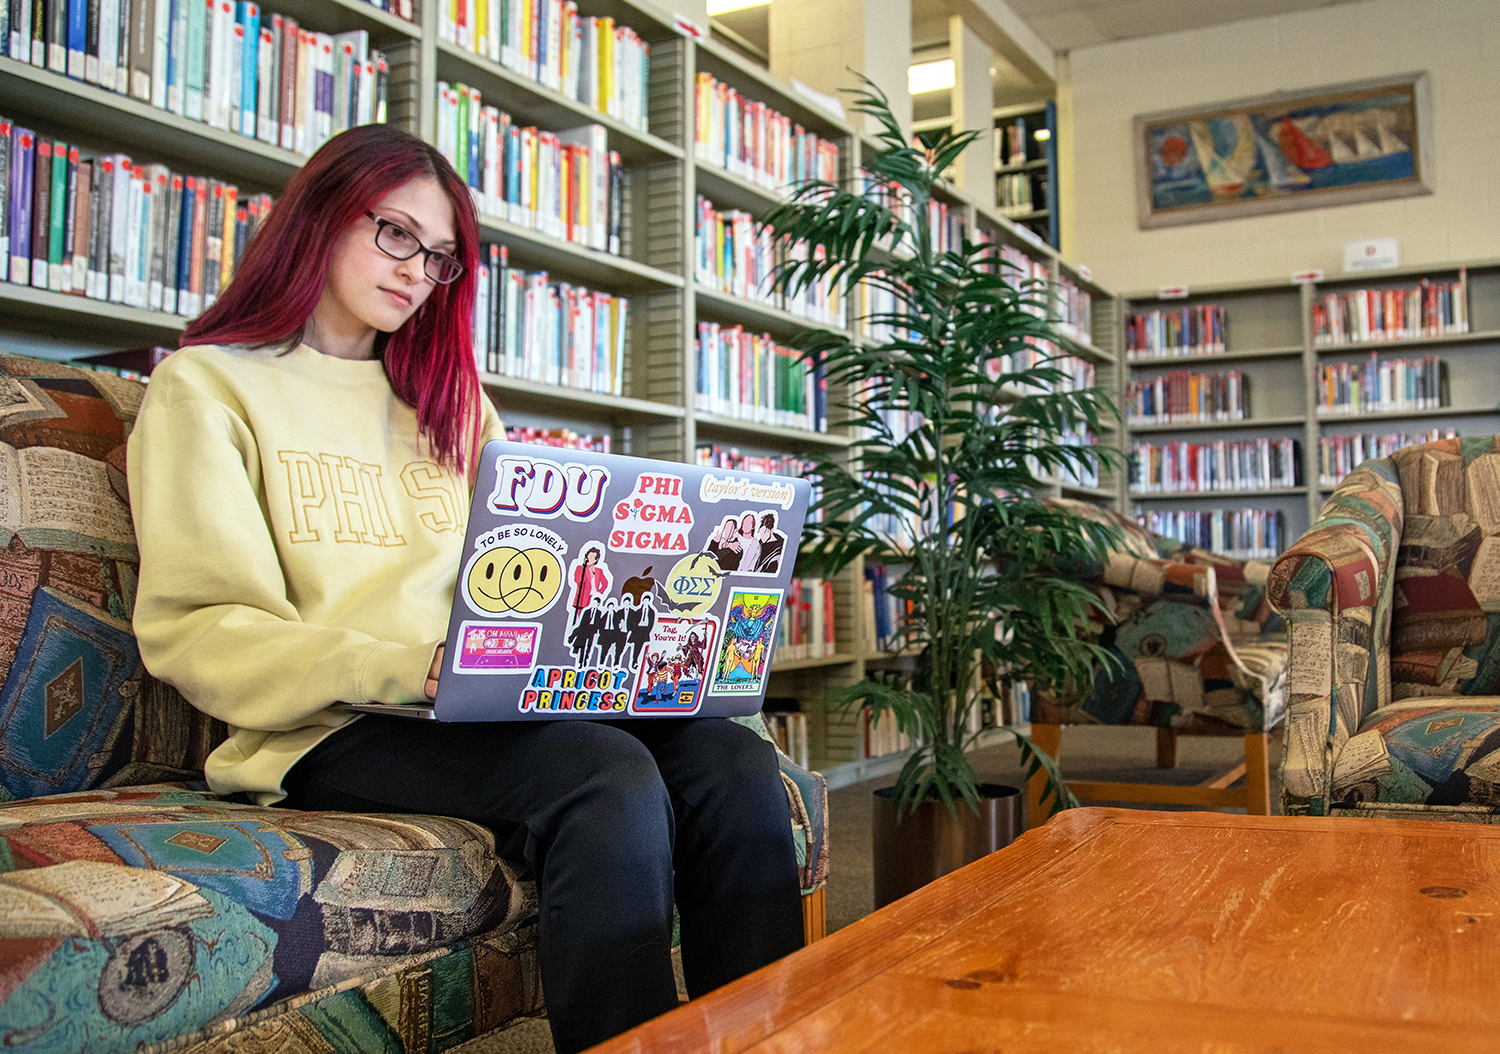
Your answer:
[1268,436,1500,820]
[1032,500,1288,734]
[0,356,828,1053]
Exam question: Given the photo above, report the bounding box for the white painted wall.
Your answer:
[1063,0,1500,293]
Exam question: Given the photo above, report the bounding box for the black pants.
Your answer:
[279,715,805,1054]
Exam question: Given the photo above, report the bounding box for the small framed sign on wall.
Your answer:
[1133,72,1433,229]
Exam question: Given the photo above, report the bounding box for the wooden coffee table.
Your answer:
[586,808,1500,1053]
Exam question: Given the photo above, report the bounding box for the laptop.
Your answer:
[338,441,813,721]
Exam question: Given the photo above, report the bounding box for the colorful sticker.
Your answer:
[708,589,782,695]
[663,551,724,614]
[461,525,567,617]
[486,455,611,521]
[453,621,541,673]
[699,509,789,576]
[629,615,719,715]
[609,472,695,554]
[517,665,633,714]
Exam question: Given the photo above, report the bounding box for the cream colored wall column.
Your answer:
[768,0,913,141]
[949,15,994,208]
[1055,50,1073,258]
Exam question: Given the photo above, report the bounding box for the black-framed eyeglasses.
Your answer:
[365,211,465,285]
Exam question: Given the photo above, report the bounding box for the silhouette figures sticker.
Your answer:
[628,615,720,715]
[709,589,781,695]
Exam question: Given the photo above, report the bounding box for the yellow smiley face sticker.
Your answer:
[464,544,565,615]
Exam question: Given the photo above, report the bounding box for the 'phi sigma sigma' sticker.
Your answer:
[610,473,694,554]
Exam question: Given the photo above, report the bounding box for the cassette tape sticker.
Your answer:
[454,622,542,673]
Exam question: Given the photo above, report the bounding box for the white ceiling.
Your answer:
[1002,0,1367,52]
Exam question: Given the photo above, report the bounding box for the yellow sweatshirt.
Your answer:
[127,343,505,805]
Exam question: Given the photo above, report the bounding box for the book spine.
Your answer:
[29,136,50,287]
[113,0,128,90]
[127,0,150,98]
[165,0,183,110]
[201,178,221,307]
[46,140,68,290]
[254,19,273,141]
[183,0,204,120]
[65,0,84,75]
[277,16,295,149]
[107,151,129,301]
[147,164,168,309]
[174,173,194,313]
[121,162,146,307]
[160,171,180,312]
[46,0,65,71]
[87,153,110,297]
[237,2,257,136]
[217,181,234,291]
[68,153,91,294]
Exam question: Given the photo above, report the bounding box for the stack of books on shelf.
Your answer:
[855,171,967,256]
[694,321,826,431]
[996,171,1037,218]
[693,73,839,194]
[1054,277,1092,342]
[1315,354,1445,415]
[693,446,813,477]
[863,563,906,654]
[1312,273,1468,345]
[2,8,392,156]
[863,707,910,760]
[508,425,610,452]
[1318,429,1456,486]
[927,198,964,254]
[995,117,1032,166]
[775,576,834,661]
[471,241,627,394]
[1130,438,1300,494]
[1125,304,1226,359]
[1127,369,1248,424]
[694,200,843,326]
[438,2,650,134]
[1056,428,1101,488]
[855,270,912,345]
[964,683,1029,733]
[437,88,623,254]
[2,124,269,315]
[762,710,809,769]
[1138,508,1283,560]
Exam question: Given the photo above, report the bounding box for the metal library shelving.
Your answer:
[1118,260,1500,558]
[0,0,1119,786]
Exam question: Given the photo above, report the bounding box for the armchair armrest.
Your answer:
[1265,461,1405,814]
[733,714,828,894]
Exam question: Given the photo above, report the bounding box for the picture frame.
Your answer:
[1133,72,1433,229]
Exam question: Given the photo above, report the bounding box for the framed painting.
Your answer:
[1134,72,1433,229]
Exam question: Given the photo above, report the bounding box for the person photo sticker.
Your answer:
[629,614,720,715]
[701,509,787,575]
[461,524,568,617]
[708,588,783,695]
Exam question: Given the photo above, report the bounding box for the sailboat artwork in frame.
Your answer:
[1134,73,1433,229]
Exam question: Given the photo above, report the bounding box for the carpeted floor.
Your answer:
[457,724,1282,1052]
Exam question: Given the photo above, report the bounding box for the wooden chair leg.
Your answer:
[802,887,827,944]
[1244,732,1272,815]
[1027,723,1063,830]
[1156,727,1179,769]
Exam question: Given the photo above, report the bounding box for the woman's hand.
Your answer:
[426,645,444,700]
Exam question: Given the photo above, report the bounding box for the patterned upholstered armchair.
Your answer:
[0,355,828,1053]
[1268,436,1500,822]
[1026,500,1289,824]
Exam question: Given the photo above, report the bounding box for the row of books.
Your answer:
[693,198,844,327]
[996,171,1040,218]
[1125,304,1227,359]
[863,707,911,760]
[775,577,836,663]
[508,426,610,452]
[864,563,905,655]
[1127,369,1248,425]
[1129,438,1301,494]
[693,72,840,194]
[1137,508,1284,560]
[1318,429,1455,487]
[855,269,912,346]
[966,682,1030,734]
[693,445,814,479]
[1314,355,1445,416]
[855,173,967,256]
[4,4,390,156]
[996,118,1033,168]
[1054,277,1092,343]
[436,87,623,255]
[2,123,267,314]
[1054,427,1102,489]
[762,711,809,769]
[438,1,650,134]
[694,321,826,432]
[1312,273,1469,346]
[470,242,627,394]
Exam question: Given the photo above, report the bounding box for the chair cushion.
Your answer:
[0,784,531,1052]
[1331,700,1500,810]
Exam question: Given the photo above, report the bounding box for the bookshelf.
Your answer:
[992,101,1056,249]
[0,0,1116,788]
[1120,261,1500,558]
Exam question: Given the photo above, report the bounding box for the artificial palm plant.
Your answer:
[764,81,1121,821]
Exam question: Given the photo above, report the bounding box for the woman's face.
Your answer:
[319,176,456,343]
[740,513,756,534]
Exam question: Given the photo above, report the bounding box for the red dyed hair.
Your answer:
[184,124,483,472]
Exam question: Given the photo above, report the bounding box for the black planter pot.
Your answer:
[871,783,1025,908]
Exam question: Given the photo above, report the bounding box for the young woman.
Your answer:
[127,124,803,1054]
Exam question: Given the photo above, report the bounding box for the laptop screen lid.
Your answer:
[432,441,813,721]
